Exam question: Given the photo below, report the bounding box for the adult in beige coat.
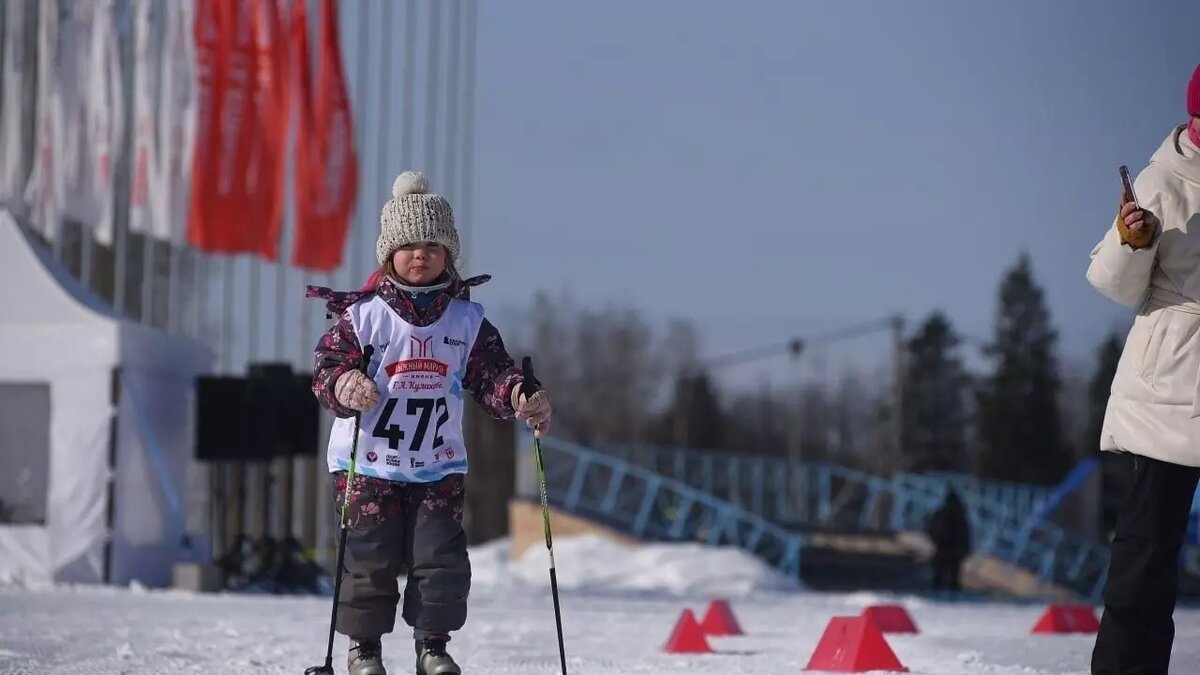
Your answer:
[1085,63,1200,675]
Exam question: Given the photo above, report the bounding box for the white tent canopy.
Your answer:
[0,210,213,586]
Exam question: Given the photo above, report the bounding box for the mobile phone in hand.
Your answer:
[1120,165,1139,208]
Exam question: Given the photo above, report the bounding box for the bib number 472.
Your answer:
[372,397,450,452]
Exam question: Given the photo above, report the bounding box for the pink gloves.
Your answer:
[335,369,380,412]
[512,386,552,438]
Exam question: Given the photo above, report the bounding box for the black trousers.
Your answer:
[1092,454,1200,675]
[931,554,963,592]
[330,472,471,641]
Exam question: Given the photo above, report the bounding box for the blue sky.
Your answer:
[454,0,1198,384]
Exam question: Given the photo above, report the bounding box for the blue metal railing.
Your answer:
[596,443,1055,529]
[559,440,1110,601]
[519,434,807,580]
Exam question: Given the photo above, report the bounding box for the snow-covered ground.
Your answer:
[2,534,1199,674]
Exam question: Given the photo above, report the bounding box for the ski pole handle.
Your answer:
[359,345,375,376]
[521,356,540,398]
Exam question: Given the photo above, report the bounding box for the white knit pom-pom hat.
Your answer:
[376,170,460,265]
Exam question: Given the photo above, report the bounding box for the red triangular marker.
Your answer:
[700,599,744,636]
[1032,604,1099,634]
[805,616,909,672]
[861,604,919,634]
[664,609,713,654]
[1068,605,1101,633]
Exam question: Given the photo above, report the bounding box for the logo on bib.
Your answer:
[384,335,449,378]
[366,451,378,463]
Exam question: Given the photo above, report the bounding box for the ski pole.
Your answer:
[522,356,568,675]
[306,345,374,675]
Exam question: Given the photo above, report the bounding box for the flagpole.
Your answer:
[167,243,180,333]
[222,254,235,373]
[348,0,371,292]
[297,0,317,373]
[81,227,94,294]
[445,0,460,210]
[401,0,415,170]
[367,0,393,282]
[249,254,260,364]
[114,222,127,314]
[276,153,290,364]
[460,0,477,267]
[194,249,206,340]
[424,0,440,182]
[143,235,156,324]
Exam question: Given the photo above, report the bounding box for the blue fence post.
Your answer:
[753,458,765,518]
[704,454,714,496]
[773,461,787,523]
[632,477,662,538]
[859,481,880,530]
[890,478,906,531]
[780,536,803,578]
[600,465,627,513]
[818,467,832,522]
[667,496,695,539]
[730,457,741,507]
[707,507,731,546]
[563,455,589,509]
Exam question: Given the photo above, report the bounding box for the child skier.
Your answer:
[308,171,552,675]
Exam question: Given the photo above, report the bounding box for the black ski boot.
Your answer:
[348,638,387,675]
[415,637,460,675]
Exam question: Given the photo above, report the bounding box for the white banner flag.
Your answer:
[129,0,196,245]
[84,0,124,245]
[153,0,196,244]
[0,0,31,205]
[57,2,94,233]
[129,0,162,238]
[23,0,63,241]
[24,0,124,245]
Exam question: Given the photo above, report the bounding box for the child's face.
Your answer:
[391,242,447,285]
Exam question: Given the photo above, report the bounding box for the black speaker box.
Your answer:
[195,376,253,461]
[195,365,320,462]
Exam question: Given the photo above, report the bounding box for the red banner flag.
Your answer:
[253,0,291,257]
[291,0,358,271]
[187,0,289,259]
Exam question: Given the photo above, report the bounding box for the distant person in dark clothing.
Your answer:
[926,489,971,592]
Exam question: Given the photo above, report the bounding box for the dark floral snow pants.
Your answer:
[330,471,470,640]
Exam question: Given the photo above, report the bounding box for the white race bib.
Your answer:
[326,295,485,483]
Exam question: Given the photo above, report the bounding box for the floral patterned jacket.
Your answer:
[307,274,527,422]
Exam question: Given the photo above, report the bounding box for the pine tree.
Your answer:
[900,311,970,473]
[663,369,725,450]
[976,252,1071,484]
